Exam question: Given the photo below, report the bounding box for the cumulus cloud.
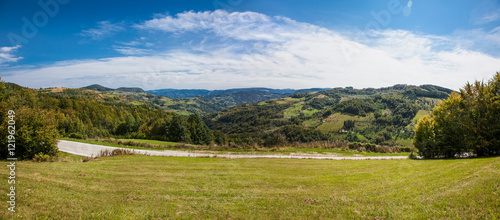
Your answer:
[80,21,125,40]
[0,45,23,66]
[135,10,325,44]
[3,10,500,90]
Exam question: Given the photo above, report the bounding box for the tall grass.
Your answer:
[82,148,137,162]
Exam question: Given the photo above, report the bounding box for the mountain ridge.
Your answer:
[146,87,331,98]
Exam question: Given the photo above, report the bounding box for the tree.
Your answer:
[0,107,59,159]
[460,76,500,156]
[413,115,435,158]
[434,93,472,157]
[167,115,190,143]
[264,133,287,147]
[212,130,226,145]
[343,120,355,131]
[414,72,500,158]
[187,114,213,145]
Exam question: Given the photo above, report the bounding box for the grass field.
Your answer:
[1,155,499,219]
[316,113,368,132]
[412,110,430,123]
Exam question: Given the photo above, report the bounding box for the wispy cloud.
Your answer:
[472,0,500,25]
[452,27,500,56]
[3,10,500,90]
[80,21,125,40]
[474,9,500,25]
[0,45,23,66]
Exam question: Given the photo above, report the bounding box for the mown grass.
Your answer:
[61,138,410,156]
[1,156,498,219]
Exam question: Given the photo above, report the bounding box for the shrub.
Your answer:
[98,149,135,157]
[0,107,59,159]
[68,133,85,139]
[32,153,51,162]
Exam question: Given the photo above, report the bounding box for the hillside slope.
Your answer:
[203,85,453,147]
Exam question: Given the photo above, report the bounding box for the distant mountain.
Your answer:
[77,85,332,116]
[147,89,211,98]
[205,88,297,97]
[210,90,290,106]
[147,87,330,98]
[83,84,145,93]
[294,88,332,94]
[83,84,113,92]
[146,87,332,108]
[115,87,145,93]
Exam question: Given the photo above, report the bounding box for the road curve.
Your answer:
[58,140,409,160]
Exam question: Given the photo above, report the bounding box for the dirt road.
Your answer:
[58,140,408,160]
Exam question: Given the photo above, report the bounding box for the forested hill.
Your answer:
[203,84,453,147]
[82,85,330,114]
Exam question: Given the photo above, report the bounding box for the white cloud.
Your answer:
[0,45,23,66]
[2,10,500,90]
[114,46,153,55]
[80,21,125,40]
[135,10,317,43]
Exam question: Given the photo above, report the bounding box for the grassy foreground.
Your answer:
[1,156,499,219]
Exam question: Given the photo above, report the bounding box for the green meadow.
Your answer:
[1,155,499,219]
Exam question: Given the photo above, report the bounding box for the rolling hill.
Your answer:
[202,84,453,147]
[40,83,453,147]
[81,85,331,115]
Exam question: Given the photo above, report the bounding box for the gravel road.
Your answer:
[58,140,409,160]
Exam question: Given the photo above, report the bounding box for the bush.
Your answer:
[0,107,59,159]
[98,149,135,157]
[68,133,86,139]
[32,153,52,162]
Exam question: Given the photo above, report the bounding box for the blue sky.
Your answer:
[1,0,500,90]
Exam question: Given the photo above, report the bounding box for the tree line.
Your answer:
[414,73,500,158]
